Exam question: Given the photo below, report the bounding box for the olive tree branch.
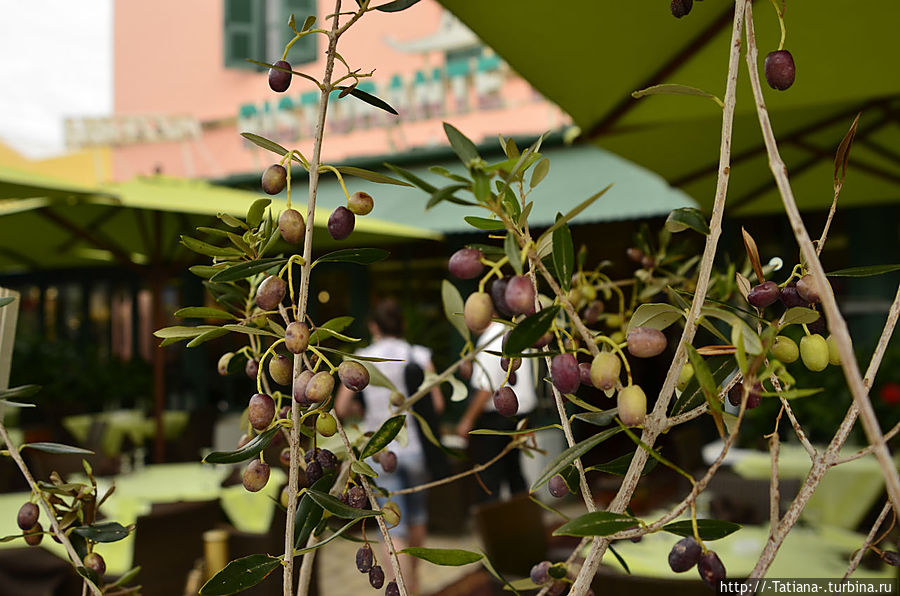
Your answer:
[843,500,892,580]
[743,1,900,518]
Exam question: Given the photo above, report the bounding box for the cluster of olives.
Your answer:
[260,162,375,242]
[529,560,595,595]
[354,544,399,594]
[16,502,107,577]
[668,536,726,589]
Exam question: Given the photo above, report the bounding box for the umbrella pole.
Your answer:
[151,272,165,463]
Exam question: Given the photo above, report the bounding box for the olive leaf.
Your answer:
[632,83,724,108]
[443,122,480,165]
[360,415,405,460]
[665,207,710,235]
[834,113,860,192]
[200,554,282,595]
[741,227,764,284]
[662,519,741,541]
[552,213,574,292]
[531,427,621,491]
[399,547,482,566]
[627,303,684,331]
[441,280,469,342]
[552,511,639,537]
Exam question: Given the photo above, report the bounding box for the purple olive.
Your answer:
[627,327,667,358]
[268,60,292,92]
[356,545,374,573]
[245,358,259,379]
[279,208,305,243]
[504,275,536,315]
[697,551,726,588]
[242,460,270,492]
[248,393,275,431]
[386,581,400,596]
[17,502,39,531]
[380,450,398,473]
[338,360,370,392]
[305,460,323,485]
[780,281,808,308]
[285,322,310,354]
[668,537,702,572]
[493,386,519,417]
[551,353,580,394]
[305,371,335,403]
[578,362,593,387]
[328,206,355,240]
[548,474,570,498]
[670,0,692,18]
[500,357,521,373]
[728,382,763,409]
[530,560,552,585]
[347,486,367,508]
[747,281,780,309]
[583,300,604,325]
[256,275,286,311]
[293,369,314,404]
[765,50,795,91]
[795,274,821,303]
[448,248,485,279]
[84,552,106,577]
[490,277,515,318]
[23,523,43,546]
[261,164,287,195]
[369,565,385,589]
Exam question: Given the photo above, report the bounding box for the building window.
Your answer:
[224,0,318,70]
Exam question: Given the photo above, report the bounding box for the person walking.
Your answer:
[335,299,444,595]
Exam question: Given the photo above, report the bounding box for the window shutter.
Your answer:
[282,0,318,65]
[224,0,266,69]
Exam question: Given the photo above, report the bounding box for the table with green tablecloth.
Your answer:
[62,410,190,457]
[0,462,285,575]
[601,518,894,579]
[703,441,889,530]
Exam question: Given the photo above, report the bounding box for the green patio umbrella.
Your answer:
[439,0,900,214]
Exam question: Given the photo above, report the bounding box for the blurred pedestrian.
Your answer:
[456,320,537,501]
[335,298,444,595]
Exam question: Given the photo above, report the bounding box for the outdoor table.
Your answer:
[62,410,190,457]
[702,441,887,530]
[602,519,893,579]
[0,462,285,576]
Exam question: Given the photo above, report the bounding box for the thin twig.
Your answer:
[843,501,892,580]
[768,433,781,529]
[296,462,351,595]
[743,2,900,517]
[331,414,408,595]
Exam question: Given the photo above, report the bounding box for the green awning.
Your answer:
[438,0,900,215]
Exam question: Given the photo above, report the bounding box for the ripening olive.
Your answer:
[347,486,367,509]
[242,460,270,492]
[338,360,370,392]
[530,561,552,585]
[548,474,570,498]
[747,281,780,309]
[800,334,829,372]
[285,321,310,354]
[217,352,234,376]
[347,191,374,216]
[796,274,821,303]
[670,0,692,18]
[248,393,275,431]
[668,537,702,572]
[627,326,667,358]
[316,412,337,437]
[827,335,841,365]
[261,164,287,195]
[590,352,621,391]
[279,209,305,244]
[490,277,515,318]
[245,358,259,379]
[293,370,314,404]
[382,501,401,527]
[17,502,39,531]
[268,354,293,386]
[504,275,536,315]
[369,565,385,589]
[448,247,484,280]
[617,385,647,427]
[677,363,694,392]
[765,50,795,91]
[578,362,592,387]
[84,552,106,577]
[493,386,519,417]
[464,291,493,333]
[328,206,355,240]
[256,275,286,311]
[697,551,726,588]
[780,281,808,308]
[551,353,580,394]
[306,371,335,403]
[380,450,398,473]
[356,545,374,573]
[23,522,43,546]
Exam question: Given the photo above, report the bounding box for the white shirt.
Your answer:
[355,337,431,459]
[471,321,538,414]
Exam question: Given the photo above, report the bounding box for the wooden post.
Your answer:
[0,287,20,392]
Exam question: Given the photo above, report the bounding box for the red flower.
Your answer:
[880,383,900,405]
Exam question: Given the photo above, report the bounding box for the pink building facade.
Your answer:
[102,0,569,183]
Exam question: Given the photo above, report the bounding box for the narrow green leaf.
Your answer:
[313,248,390,267]
[222,324,278,337]
[294,519,361,555]
[573,409,618,427]
[503,306,560,357]
[399,547,482,566]
[584,452,658,476]
[469,423,562,436]
[608,544,631,575]
[308,316,355,345]
[203,426,279,464]
[473,171,491,202]
[671,355,734,415]
[246,199,271,229]
[827,264,900,278]
[552,511,639,537]
[186,327,230,348]
[429,166,469,183]
[210,258,291,283]
[500,186,521,222]
[530,157,550,188]
[351,460,378,478]
[551,213,574,292]
[441,280,469,342]
[778,307,821,328]
[72,522,129,543]
[0,385,41,401]
[427,184,469,209]
[0,297,13,308]
[301,15,316,31]
[685,345,721,413]
[443,122,480,164]
[75,567,101,590]
[20,443,93,455]
[190,264,228,279]
[295,472,336,548]
[632,83,724,108]
[463,216,505,231]
[342,86,398,115]
[504,233,523,276]
[175,307,237,320]
[305,489,383,519]
[240,132,289,157]
[662,519,741,541]
[200,554,282,595]
[108,566,142,589]
[627,303,684,331]
[360,415,406,460]
[154,325,218,339]
[181,236,243,259]
[318,347,400,362]
[383,163,437,194]
[335,166,411,187]
[530,427,621,491]
[665,207,710,235]
[760,387,824,399]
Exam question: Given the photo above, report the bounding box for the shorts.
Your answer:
[373,453,429,539]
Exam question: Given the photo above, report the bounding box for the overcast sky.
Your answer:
[0,1,113,159]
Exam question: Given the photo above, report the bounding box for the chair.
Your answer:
[474,492,548,577]
[131,499,225,596]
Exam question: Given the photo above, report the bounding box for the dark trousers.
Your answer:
[468,411,526,503]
